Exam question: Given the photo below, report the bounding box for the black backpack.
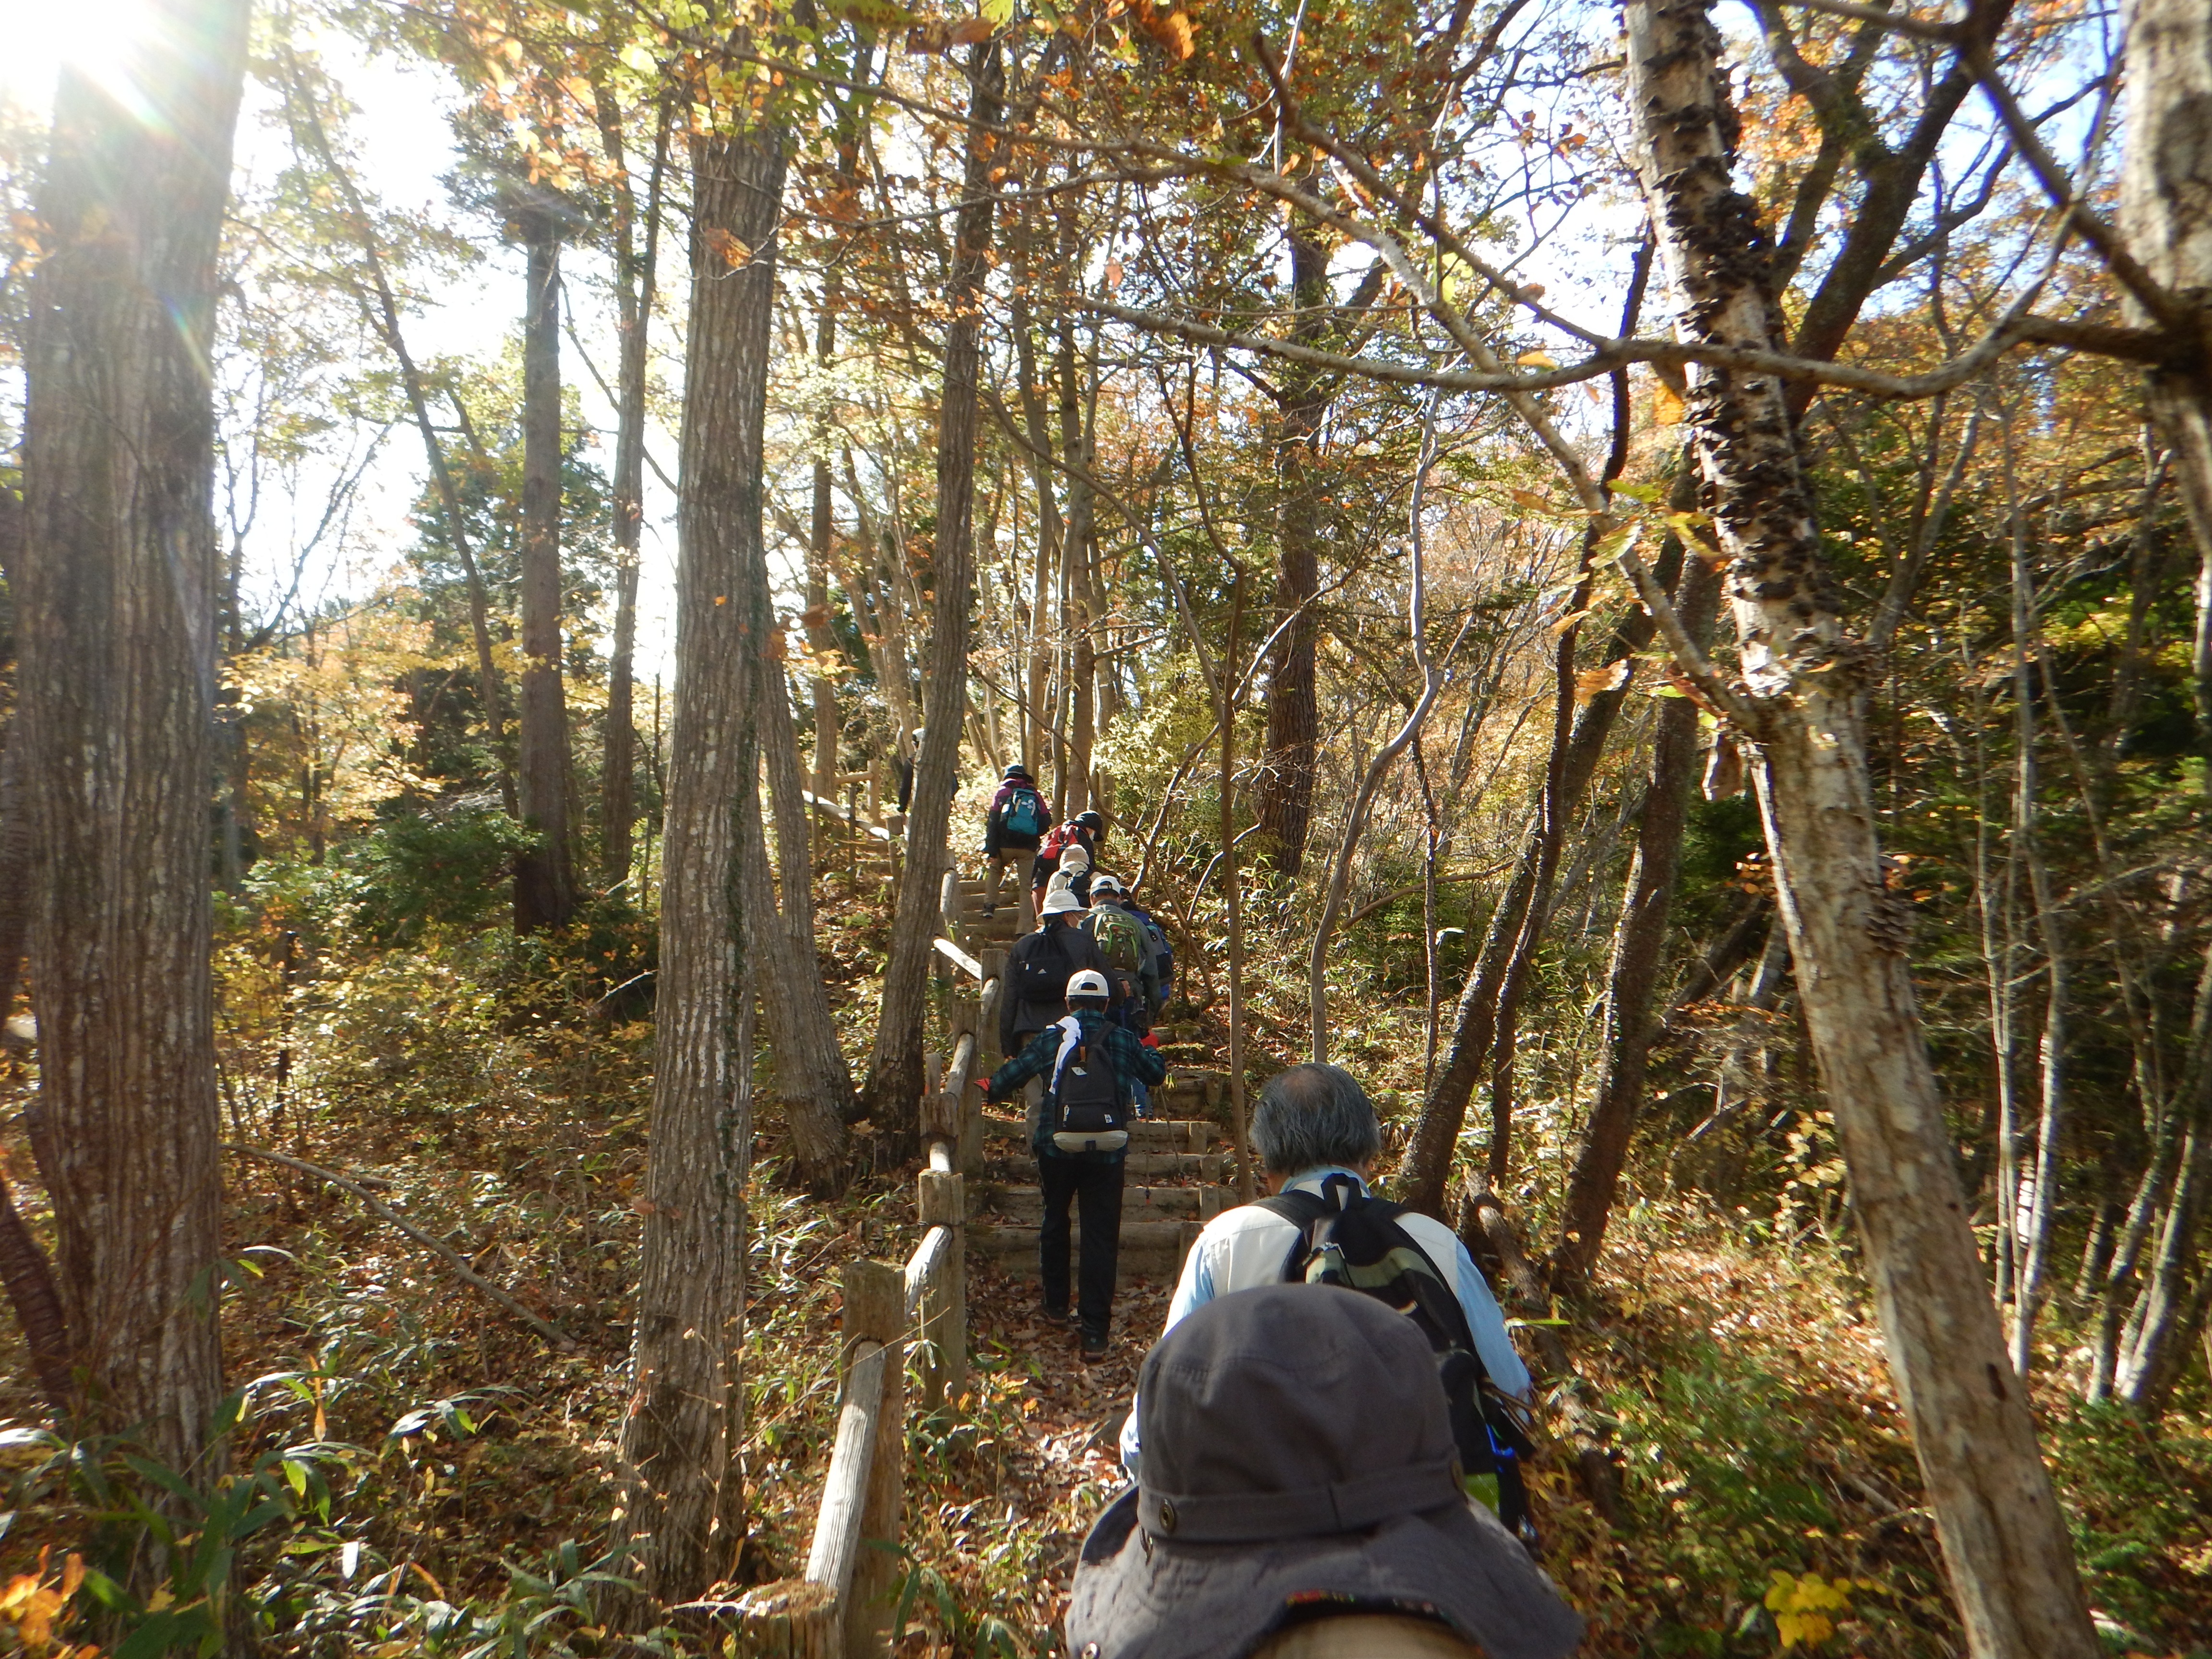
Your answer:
[1013,930,1072,1017]
[1259,1176,1539,1548]
[1047,1018,1130,1153]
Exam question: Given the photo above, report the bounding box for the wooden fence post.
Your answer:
[916,1168,966,1410]
[842,1259,903,1659]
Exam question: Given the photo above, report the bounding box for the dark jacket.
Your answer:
[988,1007,1168,1158]
[984,774,1053,854]
[999,919,1111,1057]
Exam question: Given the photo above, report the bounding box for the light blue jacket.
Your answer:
[1118,1166,1532,1477]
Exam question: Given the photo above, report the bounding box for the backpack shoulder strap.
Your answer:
[1255,1189,1332,1282]
[1347,1195,1483,1357]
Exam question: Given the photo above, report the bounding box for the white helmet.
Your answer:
[1041,886,1086,917]
[1089,874,1124,898]
[1066,969,1111,1000]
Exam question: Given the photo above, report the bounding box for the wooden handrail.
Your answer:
[801,787,896,843]
[805,1341,888,1615]
[931,936,984,981]
[903,1225,950,1322]
[727,1145,969,1654]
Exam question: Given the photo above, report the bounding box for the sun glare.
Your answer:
[0,0,162,116]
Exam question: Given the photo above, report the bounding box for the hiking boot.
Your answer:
[1041,1300,1074,1325]
[1080,1329,1109,1361]
[982,905,997,918]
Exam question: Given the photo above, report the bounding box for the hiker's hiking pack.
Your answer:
[1038,821,1087,867]
[1000,781,1046,839]
[1258,1174,1540,1549]
[1014,927,1079,1011]
[1048,1015,1130,1154]
[1085,903,1150,1002]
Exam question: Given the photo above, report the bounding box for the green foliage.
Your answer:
[253,805,541,946]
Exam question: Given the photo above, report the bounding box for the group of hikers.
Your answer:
[969,766,1582,1657]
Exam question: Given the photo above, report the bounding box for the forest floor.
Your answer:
[0,876,2208,1656]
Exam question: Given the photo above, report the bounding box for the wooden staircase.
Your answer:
[968,1057,1236,1281]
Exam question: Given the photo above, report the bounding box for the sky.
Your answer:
[0,0,687,685]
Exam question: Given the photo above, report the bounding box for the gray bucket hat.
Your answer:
[1066,1285,1583,1659]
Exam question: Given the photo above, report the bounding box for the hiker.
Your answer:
[1034,808,1106,895]
[983,968,1166,1358]
[1118,1064,1537,1540]
[1068,1284,1583,1659]
[982,762,1051,924]
[1123,889,1175,1013]
[1083,876,1161,1033]
[998,887,1111,1062]
[1035,841,1093,918]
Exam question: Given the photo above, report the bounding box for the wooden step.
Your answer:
[971,1219,1198,1282]
[1000,1151,1228,1183]
[980,1183,1226,1224]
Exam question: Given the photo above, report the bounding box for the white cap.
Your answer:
[1090,875,1124,897]
[1066,969,1110,999]
[1041,887,1086,917]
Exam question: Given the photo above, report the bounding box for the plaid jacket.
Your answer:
[987,1009,1167,1158]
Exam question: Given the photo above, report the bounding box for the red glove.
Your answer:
[1141,1033,1160,1049]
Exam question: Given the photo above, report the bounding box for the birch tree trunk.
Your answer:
[19,0,249,1480]
[612,112,785,1612]
[1624,6,2097,1652]
[516,202,576,930]
[861,41,1004,1131]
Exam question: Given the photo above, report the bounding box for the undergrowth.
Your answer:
[0,844,2206,1657]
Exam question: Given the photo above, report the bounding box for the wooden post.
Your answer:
[722,1579,838,1657]
[842,1259,903,1659]
[916,1169,966,1410]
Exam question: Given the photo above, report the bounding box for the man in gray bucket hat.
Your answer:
[1067,1283,1582,1659]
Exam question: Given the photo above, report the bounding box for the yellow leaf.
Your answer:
[980,0,1014,22]
[1515,349,1557,368]
[1574,661,1631,701]
[1653,382,1685,424]
[1508,487,1550,513]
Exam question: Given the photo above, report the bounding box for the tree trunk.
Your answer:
[595,85,669,890]
[282,60,514,812]
[612,115,785,1613]
[19,0,249,1480]
[860,42,1004,1132]
[1624,6,2098,1653]
[0,737,72,1411]
[516,204,576,931]
[2119,0,2212,798]
[1254,230,1327,877]
[1400,582,1662,1216]
[1554,562,1718,1286]
[748,529,853,1189]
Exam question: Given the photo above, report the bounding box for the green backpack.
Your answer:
[1084,904,1148,996]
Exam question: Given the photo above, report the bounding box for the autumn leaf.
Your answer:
[1104,257,1124,289]
[1653,381,1685,424]
[1139,8,1196,59]
[947,16,995,44]
[1515,348,1557,368]
[1508,486,1551,513]
[1574,661,1631,701]
[702,228,752,267]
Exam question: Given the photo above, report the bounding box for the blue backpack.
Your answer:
[1003,785,1046,838]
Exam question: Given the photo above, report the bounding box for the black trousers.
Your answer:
[1038,1152,1124,1337]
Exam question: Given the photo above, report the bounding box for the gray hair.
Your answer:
[1250,1063,1382,1177]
